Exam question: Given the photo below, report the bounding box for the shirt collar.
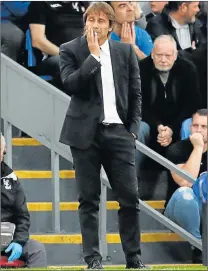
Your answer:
[169,15,189,30]
[100,39,110,56]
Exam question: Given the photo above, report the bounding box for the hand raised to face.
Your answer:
[86,28,100,57]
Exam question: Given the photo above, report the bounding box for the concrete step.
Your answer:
[18,171,168,202]
[28,234,193,265]
[27,201,166,233]
[30,232,184,243]
[12,138,169,200]
[13,145,73,170]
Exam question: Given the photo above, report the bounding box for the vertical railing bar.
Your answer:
[99,168,108,261]
[51,150,60,232]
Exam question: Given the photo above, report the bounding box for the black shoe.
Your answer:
[192,247,202,264]
[87,259,103,269]
[126,259,147,269]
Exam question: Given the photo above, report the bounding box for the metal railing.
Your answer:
[1,53,207,265]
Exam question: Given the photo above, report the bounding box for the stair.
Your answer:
[10,137,194,265]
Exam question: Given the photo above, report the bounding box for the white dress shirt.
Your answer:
[91,40,123,124]
[170,16,192,50]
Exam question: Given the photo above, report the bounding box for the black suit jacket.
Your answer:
[146,8,206,55]
[59,36,142,149]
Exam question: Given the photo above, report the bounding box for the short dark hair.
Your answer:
[166,1,190,12]
[83,2,115,27]
[192,109,208,119]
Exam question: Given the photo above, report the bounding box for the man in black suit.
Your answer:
[59,2,145,270]
[146,1,206,58]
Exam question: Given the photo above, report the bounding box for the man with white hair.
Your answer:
[139,35,200,155]
[1,134,47,267]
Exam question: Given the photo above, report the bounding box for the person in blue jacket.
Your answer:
[1,1,30,61]
[108,1,153,60]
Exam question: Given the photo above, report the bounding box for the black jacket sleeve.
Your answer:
[13,181,30,246]
[59,42,101,96]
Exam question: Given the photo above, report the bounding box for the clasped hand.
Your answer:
[157,125,173,147]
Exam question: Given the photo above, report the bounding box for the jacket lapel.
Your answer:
[109,40,119,97]
[94,67,103,97]
[80,35,91,62]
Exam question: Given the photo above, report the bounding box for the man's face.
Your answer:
[1,142,6,162]
[152,40,177,71]
[150,1,168,14]
[85,11,111,43]
[191,114,207,143]
[111,2,135,24]
[182,1,200,23]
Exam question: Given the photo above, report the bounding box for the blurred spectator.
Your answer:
[108,1,153,60]
[1,1,30,61]
[146,1,206,57]
[164,109,207,263]
[146,1,168,22]
[133,2,147,29]
[189,42,207,108]
[139,2,151,16]
[28,1,89,89]
[187,6,207,108]
[197,1,208,37]
[139,35,200,155]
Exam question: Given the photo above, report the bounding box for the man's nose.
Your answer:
[92,21,99,28]
[197,127,202,133]
[161,55,166,62]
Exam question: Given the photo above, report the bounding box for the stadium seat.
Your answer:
[25,29,52,81]
[181,118,192,140]
[0,256,25,268]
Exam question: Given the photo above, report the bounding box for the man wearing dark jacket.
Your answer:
[1,134,47,267]
[146,2,205,57]
[59,2,145,269]
[139,35,200,154]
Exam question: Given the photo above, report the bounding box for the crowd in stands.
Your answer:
[1,1,207,266]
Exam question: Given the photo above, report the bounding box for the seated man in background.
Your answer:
[1,134,47,268]
[1,1,30,61]
[28,1,89,90]
[164,109,207,263]
[146,1,168,22]
[139,35,200,156]
[108,1,153,60]
[146,1,206,58]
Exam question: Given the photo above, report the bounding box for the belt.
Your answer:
[101,122,123,127]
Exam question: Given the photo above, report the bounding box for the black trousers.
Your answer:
[71,124,141,264]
